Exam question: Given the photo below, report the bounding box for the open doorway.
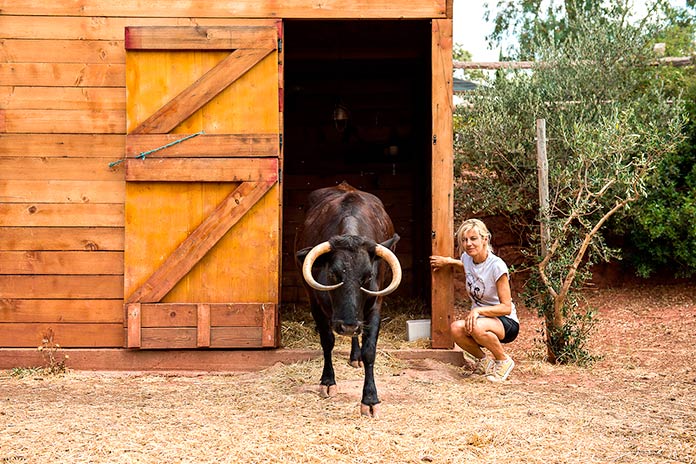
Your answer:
[281,20,433,307]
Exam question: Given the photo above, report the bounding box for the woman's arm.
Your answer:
[474,273,513,318]
[429,255,464,271]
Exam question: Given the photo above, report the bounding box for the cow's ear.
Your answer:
[380,233,400,251]
[296,247,313,265]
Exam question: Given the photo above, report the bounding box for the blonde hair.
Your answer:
[455,219,492,254]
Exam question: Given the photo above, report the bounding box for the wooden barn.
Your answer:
[0,0,456,370]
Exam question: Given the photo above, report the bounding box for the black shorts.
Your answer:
[498,316,519,344]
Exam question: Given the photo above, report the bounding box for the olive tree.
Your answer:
[454,9,685,363]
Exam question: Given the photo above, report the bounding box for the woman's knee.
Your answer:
[450,319,469,337]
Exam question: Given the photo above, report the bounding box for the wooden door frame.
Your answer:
[430,18,454,349]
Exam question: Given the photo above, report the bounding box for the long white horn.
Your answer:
[302,241,344,291]
[360,244,402,297]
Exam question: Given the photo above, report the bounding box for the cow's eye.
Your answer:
[330,267,345,283]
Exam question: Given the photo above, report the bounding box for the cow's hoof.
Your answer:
[349,360,363,368]
[319,384,338,398]
[360,403,380,419]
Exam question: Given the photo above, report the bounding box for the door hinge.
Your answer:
[278,38,282,53]
[279,133,283,150]
[432,134,437,145]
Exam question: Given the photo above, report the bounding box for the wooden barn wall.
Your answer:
[0,0,450,349]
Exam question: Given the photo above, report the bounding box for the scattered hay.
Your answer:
[1,284,695,463]
[281,297,433,350]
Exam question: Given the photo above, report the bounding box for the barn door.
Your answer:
[123,23,282,349]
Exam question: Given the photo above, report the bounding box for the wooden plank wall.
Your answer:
[0,0,449,349]
[0,13,253,348]
[1,14,125,347]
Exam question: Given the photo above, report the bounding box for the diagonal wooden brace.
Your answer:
[130,48,273,135]
[126,179,275,304]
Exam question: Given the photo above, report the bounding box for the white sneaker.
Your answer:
[462,351,492,375]
[472,357,494,375]
[486,356,515,382]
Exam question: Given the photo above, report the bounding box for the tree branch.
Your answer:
[555,192,640,312]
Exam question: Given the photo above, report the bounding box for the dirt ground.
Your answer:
[1,282,695,463]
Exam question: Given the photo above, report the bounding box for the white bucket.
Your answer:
[406,319,431,341]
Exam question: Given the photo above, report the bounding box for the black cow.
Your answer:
[295,182,401,418]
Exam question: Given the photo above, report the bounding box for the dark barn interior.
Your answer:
[281,20,433,306]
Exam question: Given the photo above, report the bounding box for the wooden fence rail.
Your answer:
[454,55,694,70]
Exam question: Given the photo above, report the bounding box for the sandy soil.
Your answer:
[1,283,694,463]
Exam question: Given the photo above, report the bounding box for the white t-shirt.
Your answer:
[461,250,519,323]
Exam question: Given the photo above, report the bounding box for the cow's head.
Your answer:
[297,234,401,336]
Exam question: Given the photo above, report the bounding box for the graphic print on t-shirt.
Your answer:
[466,273,485,306]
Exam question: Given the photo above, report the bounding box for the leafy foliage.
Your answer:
[523,274,600,366]
[486,1,696,280]
[455,4,686,363]
[610,7,696,279]
[487,0,692,59]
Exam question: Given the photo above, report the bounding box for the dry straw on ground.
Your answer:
[1,284,695,463]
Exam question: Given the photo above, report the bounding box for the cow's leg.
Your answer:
[349,337,362,368]
[359,306,381,418]
[311,301,337,398]
[317,324,338,397]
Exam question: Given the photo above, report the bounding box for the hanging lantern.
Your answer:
[333,102,350,132]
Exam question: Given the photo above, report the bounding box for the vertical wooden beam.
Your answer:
[430,18,454,349]
[276,20,285,325]
[536,119,550,257]
[261,303,277,347]
[126,303,141,348]
[445,0,454,19]
[197,304,211,348]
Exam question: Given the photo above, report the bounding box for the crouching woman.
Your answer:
[430,219,519,382]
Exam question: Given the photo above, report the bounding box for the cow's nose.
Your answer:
[333,321,362,336]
